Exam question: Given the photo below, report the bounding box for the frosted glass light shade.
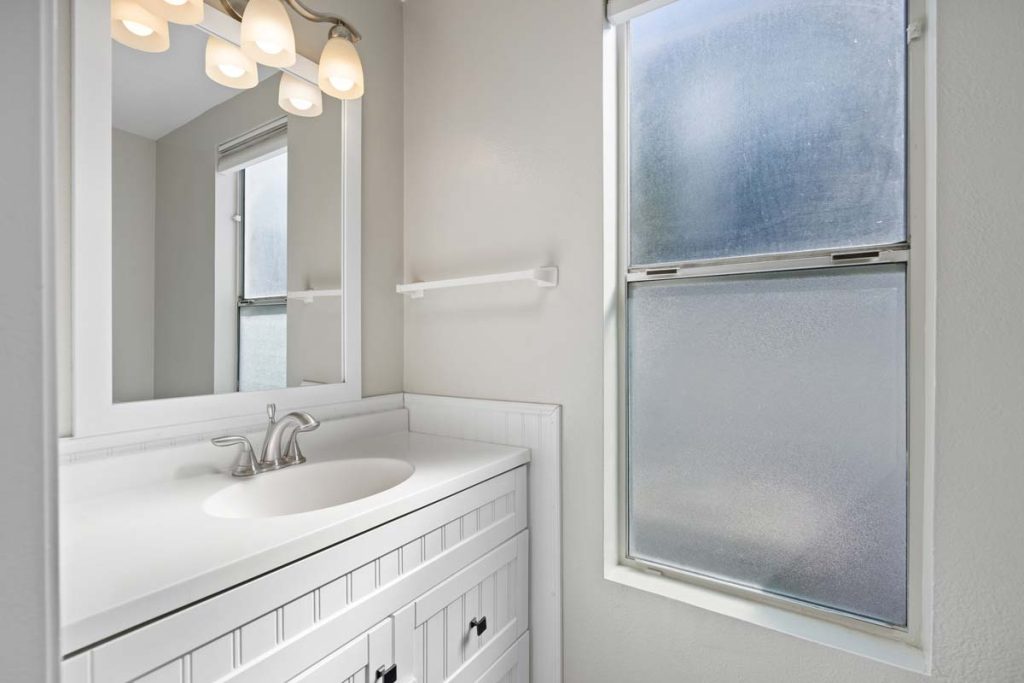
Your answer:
[318,37,364,100]
[278,73,323,117]
[138,0,203,25]
[240,0,297,68]
[205,36,258,89]
[111,0,169,53]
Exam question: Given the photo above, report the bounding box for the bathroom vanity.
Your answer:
[58,3,561,680]
[60,428,531,683]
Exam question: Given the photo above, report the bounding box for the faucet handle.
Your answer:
[212,435,259,477]
[266,403,277,423]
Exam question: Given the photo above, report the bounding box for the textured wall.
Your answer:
[402,0,1024,680]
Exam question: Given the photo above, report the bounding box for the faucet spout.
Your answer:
[259,411,320,470]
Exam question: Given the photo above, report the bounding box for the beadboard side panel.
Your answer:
[404,394,561,683]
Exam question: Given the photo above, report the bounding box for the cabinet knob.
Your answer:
[375,664,398,683]
[469,616,487,636]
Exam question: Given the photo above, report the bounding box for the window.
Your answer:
[619,0,911,628]
[237,151,288,392]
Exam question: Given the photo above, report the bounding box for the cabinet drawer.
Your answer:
[288,618,392,683]
[406,531,529,683]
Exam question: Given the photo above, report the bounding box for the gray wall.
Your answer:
[0,0,60,678]
[402,0,1024,681]
[112,128,156,402]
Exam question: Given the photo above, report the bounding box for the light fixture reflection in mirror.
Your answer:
[205,35,259,89]
[111,0,170,52]
[139,0,204,25]
[278,73,323,117]
[240,0,297,68]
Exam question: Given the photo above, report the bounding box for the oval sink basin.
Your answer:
[204,458,415,519]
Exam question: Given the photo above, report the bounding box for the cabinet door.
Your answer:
[477,633,529,683]
[397,531,529,683]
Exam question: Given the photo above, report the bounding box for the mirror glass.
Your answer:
[112,22,345,403]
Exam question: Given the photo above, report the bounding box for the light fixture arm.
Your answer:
[217,0,244,22]
[285,0,361,42]
[217,0,361,43]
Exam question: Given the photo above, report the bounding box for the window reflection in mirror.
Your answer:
[111,23,344,403]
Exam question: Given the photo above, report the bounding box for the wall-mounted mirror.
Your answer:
[70,4,361,436]
[113,22,345,403]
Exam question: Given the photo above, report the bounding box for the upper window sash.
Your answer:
[623,0,908,269]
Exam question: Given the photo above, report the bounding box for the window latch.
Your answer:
[644,267,679,277]
[831,250,882,263]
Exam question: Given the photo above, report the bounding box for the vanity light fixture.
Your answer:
[112,0,364,117]
[205,35,259,89]
[111,0,170,52]
[139,0,204,25]
[278,72,323,117]
[222,0,366,102]
[318,29,364,100]
[239,0,297,68]
[219,0,364,103]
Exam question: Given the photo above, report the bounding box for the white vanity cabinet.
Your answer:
[61,466,530,683]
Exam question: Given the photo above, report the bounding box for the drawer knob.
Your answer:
[469,616,488,636]
[375,664,398,683]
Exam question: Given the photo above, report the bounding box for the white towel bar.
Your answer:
[397,267,558,299]
[287,289,343,303]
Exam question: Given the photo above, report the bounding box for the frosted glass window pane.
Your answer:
[238,305,287,392]
[629,0,906,265]
[243,152,288,298]
[626,265,907,625]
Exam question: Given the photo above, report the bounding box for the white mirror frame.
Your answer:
[70,0,362,438]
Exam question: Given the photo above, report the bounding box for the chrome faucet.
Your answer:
[211,403,320,477]
[259,404,320,470]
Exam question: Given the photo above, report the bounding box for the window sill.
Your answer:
[604,562,930,674]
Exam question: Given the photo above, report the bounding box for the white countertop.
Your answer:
[60,431,530,653]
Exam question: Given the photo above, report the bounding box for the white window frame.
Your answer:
[68,0,362,438]
[602,0,935,672]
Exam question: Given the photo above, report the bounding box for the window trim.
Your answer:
[602,1,935,671]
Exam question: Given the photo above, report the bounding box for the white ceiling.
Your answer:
[113,23,276,141]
